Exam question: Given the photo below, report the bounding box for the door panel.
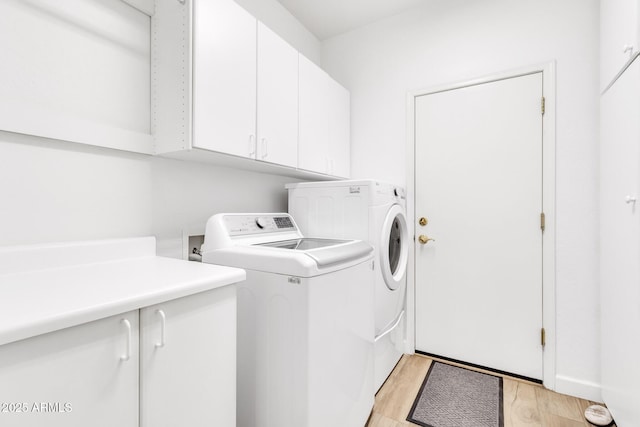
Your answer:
[600,58,640,426]
[298,54,329,174]
[140,287,236,427]
[0,312,139,427]
[257,22,298,168]
[414,73,543,380]
[192,0,257,157]
[328,78,350,178]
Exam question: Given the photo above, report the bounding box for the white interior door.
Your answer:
[414,72,544,380]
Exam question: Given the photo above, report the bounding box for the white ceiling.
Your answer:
[276,0,426,40]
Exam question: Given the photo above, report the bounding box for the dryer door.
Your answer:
[380,204,409,290]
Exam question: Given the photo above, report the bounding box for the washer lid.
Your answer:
[257,238,350,250]
[256,238,371,267]
[302,240,373,268]
[203,239,373,277]
[202,213,373,276]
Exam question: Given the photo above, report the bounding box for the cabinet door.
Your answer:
[257,23,298,168]
[600,0,640,90]
[298,54,330,174]
[0,312,139,427]
[600,58,640,426]
[140,286,237,427]
[328,79,350,178]
[192,0,257,158]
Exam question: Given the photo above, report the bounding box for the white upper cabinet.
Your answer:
[299,54,330,174]
[299,55,350,177]
[328,79,351,178]
[257,23,299,168]
[600,0,640,90]
[153,0,350,179]
[192,0,257,158]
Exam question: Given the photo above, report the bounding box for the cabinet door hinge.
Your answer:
[540,212,546,232]
[541,328,546,347]
[541,97,546,115]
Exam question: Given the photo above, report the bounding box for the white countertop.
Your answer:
[0,237,245,346]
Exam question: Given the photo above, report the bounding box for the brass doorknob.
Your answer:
[419,217,428,226]
[418,235,435,244]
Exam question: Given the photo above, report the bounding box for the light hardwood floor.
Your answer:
[367,354,612,427]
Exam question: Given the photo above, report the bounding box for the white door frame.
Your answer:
[405,62,557,389]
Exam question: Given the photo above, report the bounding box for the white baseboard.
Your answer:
[555,375,602,402]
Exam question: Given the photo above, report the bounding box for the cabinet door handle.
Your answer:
[155,309,166,348]
[261,138,268,159]
[248,134,256,157]
[121,318,132,361]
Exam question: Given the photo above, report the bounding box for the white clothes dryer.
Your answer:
[286,180,409,391]
[201,213,374,427]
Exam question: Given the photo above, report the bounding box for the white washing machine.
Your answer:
[201,213,374,427]
[287,180,409,391]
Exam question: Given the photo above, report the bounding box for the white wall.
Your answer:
[0,132,153,246]
[321,0,601,400]
[151,158,295,258]
[0,131,296,250]
[0,0,314,250]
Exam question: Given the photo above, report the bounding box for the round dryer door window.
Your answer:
[380,204,409,290]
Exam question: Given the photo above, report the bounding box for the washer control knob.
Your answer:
[255,217,269,229]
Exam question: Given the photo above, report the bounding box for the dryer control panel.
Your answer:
[224,214,297,236]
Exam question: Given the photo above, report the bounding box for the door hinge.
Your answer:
[541,328,546,347]
[540,212,546,232]
[541,97,546,115]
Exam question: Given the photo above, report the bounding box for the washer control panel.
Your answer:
[224,214,296,236]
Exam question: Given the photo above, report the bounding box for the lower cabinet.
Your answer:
[0,311,140,427]
[0,287,236,427]
[140,286,236,427]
